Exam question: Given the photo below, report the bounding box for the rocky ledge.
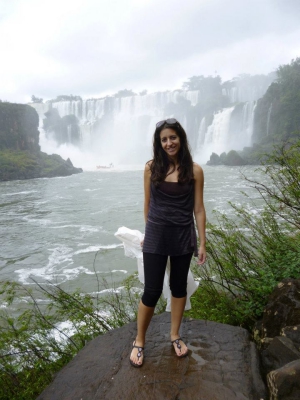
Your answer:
[37,313,266,400]
[0,102,82,181]
[254,279,300,399]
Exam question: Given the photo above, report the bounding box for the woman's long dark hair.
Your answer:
[150,120,194,185]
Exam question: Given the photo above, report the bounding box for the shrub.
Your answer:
[0,269,166,400]
[186,140,300,328]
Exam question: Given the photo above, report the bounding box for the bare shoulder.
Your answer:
[144,160,152,181]
[193,162,204,179]
[145,160,153,169]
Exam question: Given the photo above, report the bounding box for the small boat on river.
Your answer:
[96,163,114,169]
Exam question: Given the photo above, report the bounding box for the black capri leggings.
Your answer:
[141,252,193,308]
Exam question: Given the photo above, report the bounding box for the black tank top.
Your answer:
[142,181,198,256]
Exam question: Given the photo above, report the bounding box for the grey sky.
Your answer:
[1,0,299,103]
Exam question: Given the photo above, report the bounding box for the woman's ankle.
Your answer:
[134,336,145,346]
[170,334,181,342]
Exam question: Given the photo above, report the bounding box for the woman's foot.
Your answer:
[171,336,188,357]
[130,340,144,367]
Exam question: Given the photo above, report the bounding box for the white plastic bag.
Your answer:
[114,226,198,311]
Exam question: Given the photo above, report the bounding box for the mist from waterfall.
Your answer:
[31,75,274,169]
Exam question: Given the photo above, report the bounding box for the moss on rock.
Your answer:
[0,150,82,181]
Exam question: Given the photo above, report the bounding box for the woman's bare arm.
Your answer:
[144,161,152,224]
[193,163,207,264]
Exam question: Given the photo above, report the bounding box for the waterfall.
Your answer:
[29,82,270,168]
[241,101,256,146]
[204,107,235,147]
[194,107,235,163]
[229,87,238,103]
[185,91,199,106]
[52,100,82,119]
[67,125,72,143]
[196,117,206,150]
[266,103,273,136]
[248,101,257,145]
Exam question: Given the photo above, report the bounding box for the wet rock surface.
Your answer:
[37,313,266,400]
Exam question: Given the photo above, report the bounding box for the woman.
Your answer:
[130,118,206,367]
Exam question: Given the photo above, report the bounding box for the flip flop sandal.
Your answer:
[129,341,144,368]
[171,337,188,358]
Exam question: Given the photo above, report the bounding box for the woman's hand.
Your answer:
[140,240,144,248]
[197,245,206,265]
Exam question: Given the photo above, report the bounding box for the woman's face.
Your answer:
[159,128,181,158]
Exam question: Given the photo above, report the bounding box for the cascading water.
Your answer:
[204,108,234,146]
[266,103,273,136]
[196,107,235,161]
[241,101,256,146]
[196,117,206,149]
[30,75,274,168]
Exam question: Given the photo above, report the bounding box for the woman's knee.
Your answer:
[170,286,187,298]
[142,287,162,307]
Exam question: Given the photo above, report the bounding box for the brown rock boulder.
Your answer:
[282,325,300,351]
[267,360,300,400]
[37,313,266,400]
[256,279,300,343]
[261,336,300,374]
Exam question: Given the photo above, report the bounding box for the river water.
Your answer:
[0,166,263,306]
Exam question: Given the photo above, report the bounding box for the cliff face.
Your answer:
[253,58,300,144]
[0,102,82,181]
[0,103,40,152]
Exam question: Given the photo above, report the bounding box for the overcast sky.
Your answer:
[1,0,300,103]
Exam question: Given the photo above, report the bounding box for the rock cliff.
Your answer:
[0,102,40,152]
[0,102,82,181]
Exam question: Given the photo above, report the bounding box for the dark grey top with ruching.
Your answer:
[142,181,198,256]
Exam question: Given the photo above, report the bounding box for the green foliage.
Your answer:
[0,270,155,400]
[223,150,246,166]
[253,58,300,143]
[114,89,136,98]
[207,150,246,166]
[207,152,222,165]
[181,75,226,118]
[0,150,40,181]
[31,95,43,103]
[50,95,82,102]
[186,140,300,328]
[182,75,222,92]
[0,150,38,171]
[0,149,82,181]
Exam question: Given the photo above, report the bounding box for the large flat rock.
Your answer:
[37,313,266,400]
